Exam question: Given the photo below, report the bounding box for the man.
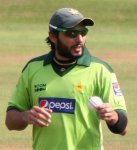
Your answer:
[5,8,128,150]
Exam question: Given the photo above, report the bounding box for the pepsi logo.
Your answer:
[39,97,76,114]
[39,100,48,108]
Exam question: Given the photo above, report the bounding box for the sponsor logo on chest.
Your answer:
[39,97,75,114]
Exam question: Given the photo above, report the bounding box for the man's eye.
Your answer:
[71,31,75,35]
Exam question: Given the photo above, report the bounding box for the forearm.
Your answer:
[5,109,28,131]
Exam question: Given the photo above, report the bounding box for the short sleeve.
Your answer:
[8,70,31,111]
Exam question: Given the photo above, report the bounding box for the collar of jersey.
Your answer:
[43,47,91,67]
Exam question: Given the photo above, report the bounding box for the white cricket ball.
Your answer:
[88,96,103,110]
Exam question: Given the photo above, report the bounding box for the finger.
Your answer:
[29,113,51,127]
[33,107,52,119]
[45,108,53,113]
[36,111,52,124]
[99,113,112,121]
[100,112,111,118]
[34,110,52,125]
[98,106,113,115]
[29,106,52,126]
[35,112,52,124]
[35,118,50,127]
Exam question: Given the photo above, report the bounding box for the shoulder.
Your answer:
[22,54,48,72]
[90,55,114,73]
[79,48,113,73]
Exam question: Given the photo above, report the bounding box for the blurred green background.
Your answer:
[0,0,137,149]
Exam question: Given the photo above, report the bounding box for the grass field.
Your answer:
[0,0,137,149]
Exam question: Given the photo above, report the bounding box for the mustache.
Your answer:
[71,43,84,48]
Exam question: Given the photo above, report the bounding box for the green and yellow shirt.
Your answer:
[7,48,127,150]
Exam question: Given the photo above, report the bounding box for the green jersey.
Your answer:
[7,48,127,150]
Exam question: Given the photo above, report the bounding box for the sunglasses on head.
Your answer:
[49,24,88,38]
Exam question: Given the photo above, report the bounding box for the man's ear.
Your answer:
[49,32,57,44]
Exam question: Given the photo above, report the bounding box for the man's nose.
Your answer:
[75,34,83,42]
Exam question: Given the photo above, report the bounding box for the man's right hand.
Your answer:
[22,106,52,127]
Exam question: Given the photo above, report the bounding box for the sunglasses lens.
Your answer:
[64,28,88,38]
[80,28,88,36]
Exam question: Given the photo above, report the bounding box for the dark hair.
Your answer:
[45,30,59,50]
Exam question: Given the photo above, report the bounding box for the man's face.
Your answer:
[54,24,87,60]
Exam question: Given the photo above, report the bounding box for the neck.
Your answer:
[53,57,76,66]
[55,53,70,61]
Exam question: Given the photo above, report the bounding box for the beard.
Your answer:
[56,37,85,60]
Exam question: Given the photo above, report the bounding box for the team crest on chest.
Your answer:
[74,83,85,92]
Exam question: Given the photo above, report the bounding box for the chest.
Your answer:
[29,65,100,106]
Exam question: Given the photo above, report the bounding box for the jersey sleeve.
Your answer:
[100,67,127,111]
[7,67,31,111]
